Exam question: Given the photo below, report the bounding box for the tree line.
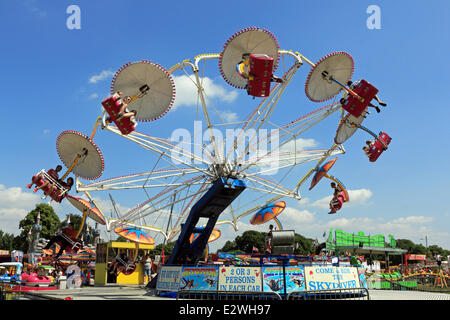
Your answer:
[0,204,448,262]
[0,204,97,253]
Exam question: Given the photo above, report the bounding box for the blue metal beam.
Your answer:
[167,177,246,265]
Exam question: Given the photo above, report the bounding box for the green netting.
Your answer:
[399,281,417,288]
[329,229,397,250]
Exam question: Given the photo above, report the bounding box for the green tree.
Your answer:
[115,236,129,242]
[15,204,61,252]
[427,245,448,260]
[221,240,237,252]
[0,230,15,251]
[218,231,450,259]
[234,231,266,253]
[391,239,449,263]
[294,234,314,255]
[151,242,176,259]
[219,230,316,255]
[397,239,427,255]
[414,244,427,255]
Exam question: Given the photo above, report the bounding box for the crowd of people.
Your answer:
[20,265,65,284]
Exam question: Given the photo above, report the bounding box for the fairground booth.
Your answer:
[95,241,154,285]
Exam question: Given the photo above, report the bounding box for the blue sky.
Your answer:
[0,0,449,251]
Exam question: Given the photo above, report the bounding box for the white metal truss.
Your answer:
[85,49,347,243]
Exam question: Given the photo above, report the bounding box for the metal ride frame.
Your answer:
[75,40,347,247]
[175,287,370,301]
[35,169,68,201]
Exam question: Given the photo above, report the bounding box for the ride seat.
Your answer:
[368,132,392,162]
[330,191,345,213]
[117,263,136,275]
[341,79,379,118]
[33,170,67,202]
[56,230,82,255]
[102,96,136,135]
[33,175,50,192]
[48,188,67,203]
[62,245,80,255]
[246,54,274,97]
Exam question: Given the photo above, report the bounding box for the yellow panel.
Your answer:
[94,263,108,285]
[116,262,144,284]
[108,242,154,250]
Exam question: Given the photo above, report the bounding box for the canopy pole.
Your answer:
[273,217,283,230]
[75,209,88,239]
[60,150,86,181]
[353,124,388,150]
[90,116,102,140]
[328,77,362,102]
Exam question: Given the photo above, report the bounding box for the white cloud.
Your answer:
[0,207,29,222]
[221,111,238,122]
[280,138,318,153]
[310,188,373,209]
[43,129,50,135]
[0,184,41,235]
[297,197,310,205]
[390,216,435,224]
[283,207,316,224]
[89,70,115,84]
[346,189,373,206]
[0,185,40,209]
[24,0,47,18]
[88,93,99,100]
[172,75,238,109]
[325,217,375,230]
[310,195,332,209]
